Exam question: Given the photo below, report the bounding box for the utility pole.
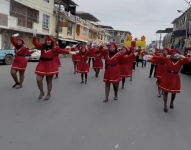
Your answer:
[56,0,62,42]
[159,33,162,50]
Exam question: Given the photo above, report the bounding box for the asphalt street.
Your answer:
[0,58,191,150]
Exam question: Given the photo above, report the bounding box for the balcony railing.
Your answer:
[89,24,98,31]
[64,11,76,22]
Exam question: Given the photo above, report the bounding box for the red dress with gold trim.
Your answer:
[93,52,103,69]
[153,56,191,93]
[88,47,95,58]
[33,37,69,76]
[102,51,135,83]
[119,54,135,78]
[11,37,34,71]
[77,52,90,73]
[71,48,80,62]
[155,56,167,79]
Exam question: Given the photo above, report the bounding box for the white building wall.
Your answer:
[0,0,10,15]
[9,0,54,35]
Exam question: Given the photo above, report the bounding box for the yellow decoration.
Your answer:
[128,35,132,41]
[141,36,146,41]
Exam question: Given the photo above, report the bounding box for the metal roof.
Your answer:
[96,25,113,29]
[76,11,99,22]
[156,28,173,34]
[54,0,78,6]
[106,29,131,35]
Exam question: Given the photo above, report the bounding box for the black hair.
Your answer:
[44,41,54,50]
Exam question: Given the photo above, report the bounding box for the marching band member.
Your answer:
[102,43,137,102]
[93,46,103,77]
[10,33,35,89]
[76,47,89,84]
[145,49,191,113]
[71,44,80,74]
[149,48,160,78]
[33,35,75,100]
[119,47,135,88]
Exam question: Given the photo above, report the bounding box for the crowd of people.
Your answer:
[10,33,191,113]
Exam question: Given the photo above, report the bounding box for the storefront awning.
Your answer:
[58,38,79,43]
[75,39,88,43]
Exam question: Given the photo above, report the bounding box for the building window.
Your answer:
[113,39,116,42]
[67,22,73,36]
[83,27,87,35]
[43,14,49,29]
[89,31,93,38]
[43,0,49,3]
[121,38,124,43]
[55,17,63,33]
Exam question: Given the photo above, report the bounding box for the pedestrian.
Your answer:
[119,47,135,89]
[141,48,147,67]
[155,48,169,97]
[136,46,141,67]
[93,46,103,77]
[76,47,89,84]
[145,49,191,113]
[149,48,160,78]
[88,43,95,68]
[10,33,36,89]
[102,43,137,102]
[32,35,75,100]
[71,44,80,74]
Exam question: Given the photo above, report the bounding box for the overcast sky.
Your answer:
[76,0,189,44]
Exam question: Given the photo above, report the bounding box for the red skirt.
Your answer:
[72,55,80,62]
[159,72,180,94]
[77,61,89,73]
[93,59,103,69]
[11,56,28,71]
[54,56,61,67]
[119,63,131,78]
[35,60,58,76]
[104,65,121,83]
[155,64,166,79]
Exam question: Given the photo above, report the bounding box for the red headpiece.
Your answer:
[110,43,118,52]
[17,38,25,44]
[155,48,159,51]
[170,49,180,54]
[162,48,169,54]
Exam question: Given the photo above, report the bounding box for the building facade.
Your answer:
[0,0,54,49]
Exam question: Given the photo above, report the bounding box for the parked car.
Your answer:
[27,49,41,61]
[0,49,15,65]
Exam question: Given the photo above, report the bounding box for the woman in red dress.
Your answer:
[71,44,80,74]
[93,46,103,77]
[10,34,35,89]
[128,47,135,81]
[76,47,89,84]
[102,43,137,102]
[119,47,135,89]
[33,35,74,100]
[154,48,169,97]
[146,49,191,112]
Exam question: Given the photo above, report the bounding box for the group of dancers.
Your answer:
[10,33,191,113]
[146,48,191,112]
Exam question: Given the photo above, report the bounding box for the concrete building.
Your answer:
[106,29,131,46]
[0,0,55,49]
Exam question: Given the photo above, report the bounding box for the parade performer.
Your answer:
[149,48,160,78]
[145,49,191,113]
[102,43,137,102]
[10,33,35,89]
[93,46,103,77]
[71,44,80,74]
[76,47,89,84]
[155,48,169,97]
[135,46,142,67]
[33,35,75,100]
[52,38,60,79]
[119,47,135,88]
[88,43,95,68]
